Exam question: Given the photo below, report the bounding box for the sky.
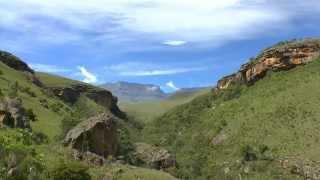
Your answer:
[0,0,320,92]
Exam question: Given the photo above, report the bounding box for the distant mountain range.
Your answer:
[101,81,208,102]
[101,81,167,102]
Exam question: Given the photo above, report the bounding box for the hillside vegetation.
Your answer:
[120,88,209,124]
[0,52,176,179]
[142,57,320,179]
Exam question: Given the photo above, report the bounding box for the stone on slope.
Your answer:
[133,143,176,170]
[0,97,30,129]
[64,113,118,158]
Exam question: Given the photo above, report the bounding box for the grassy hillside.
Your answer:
[0,61,176,179]
[142,58,320,179]
[120,88,209,124]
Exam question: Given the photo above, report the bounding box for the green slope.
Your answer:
[120,88,209,124]
[0,59,176,179]
[142,58,320,179]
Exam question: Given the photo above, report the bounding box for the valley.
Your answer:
[1,39,320,180]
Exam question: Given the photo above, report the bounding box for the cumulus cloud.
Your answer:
[108,62,206,76]
[30,63,71,73]
[77,66,97,83]
[166,81,180,91]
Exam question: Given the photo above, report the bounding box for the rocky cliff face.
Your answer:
[217,39,320,90]
[0,98,30,129]
[50,84,125,118]
[64,113,119,158]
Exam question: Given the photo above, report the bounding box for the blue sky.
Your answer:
[0,0,320,92]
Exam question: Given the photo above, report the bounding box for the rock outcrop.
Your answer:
[133,143,176,170]
[50,86,81,105]
[0,51,34,74]
[0,98,30,129]
[50,84,125,118]
[217,39,320,90]
[64,113,118,158]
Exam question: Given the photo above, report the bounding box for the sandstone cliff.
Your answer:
[217,39,320,89]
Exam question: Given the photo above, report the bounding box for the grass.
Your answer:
[120,88,209,124]
[0,62,176,180]
[36,72,83,87]
[141,58,320,179]
[0,62,69,139]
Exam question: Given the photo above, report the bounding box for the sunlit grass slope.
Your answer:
[142,58,320,179]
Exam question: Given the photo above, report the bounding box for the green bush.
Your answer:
[26,108,37,122]
[20,86,37,97]
[50,160,91,180]
[241,145,258,162]
[60,114,81,138]
[50,102,64,113]
[0,130,48,180]
[117,127,135,163]
[8,81,19,98]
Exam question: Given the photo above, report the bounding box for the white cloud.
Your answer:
[30,63,71,73]
[166,81,180,91]
[108,62,206,76]
[0,0,319,46]
[77,66,98,83]
[163,40,187,46]
[146,86,159,92]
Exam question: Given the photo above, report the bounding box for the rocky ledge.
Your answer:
[217,39,320,89]
[50,84,125,118]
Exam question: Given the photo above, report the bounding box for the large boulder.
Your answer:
[132,143,176,170]
[217,39,320,89]
[64,113,118,158]
[0,98,30,129]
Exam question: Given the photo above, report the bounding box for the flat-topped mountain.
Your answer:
[101,81,167,102]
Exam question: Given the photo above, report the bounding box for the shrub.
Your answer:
[0,130,48,180]
[0,69,3,75]
[117,128,135,163]
[20,86,37,97]
[50,160,91,180]
[60,114,81,138]
[32,132,49,145]
[50,102,64,113]
[8,81,19,98]
[39,99,49,109]
[241,145,258,161]
[26,108,37,122]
